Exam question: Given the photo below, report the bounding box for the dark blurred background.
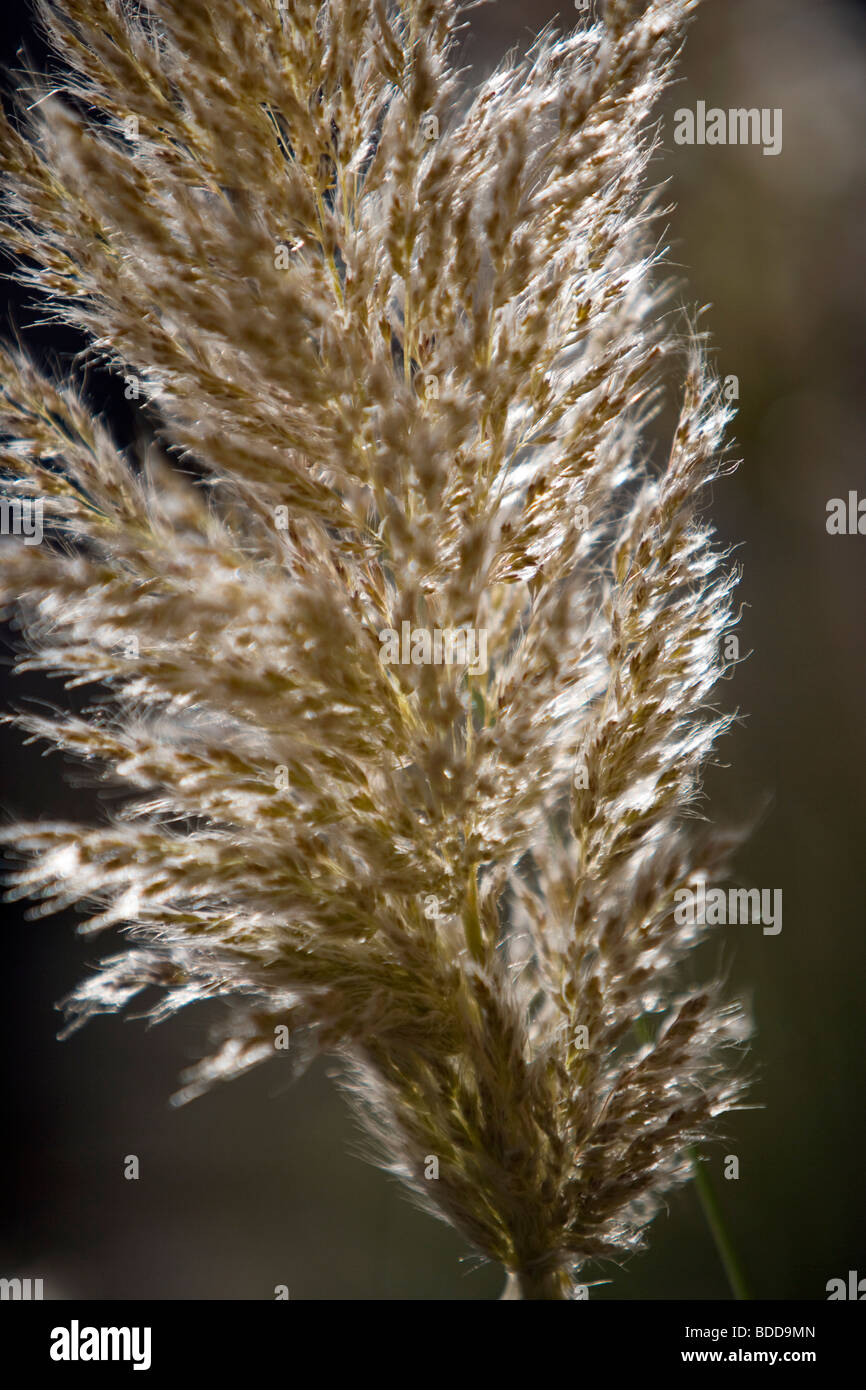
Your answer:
[1,0,864,1299]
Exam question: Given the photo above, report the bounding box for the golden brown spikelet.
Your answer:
[0,0,748,1298]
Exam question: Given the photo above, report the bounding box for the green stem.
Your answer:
[633,1017,749,1299]
[500,1268,571,1300]
[687,1145,750,1300]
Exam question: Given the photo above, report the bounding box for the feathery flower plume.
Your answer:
[1,0,749,1298]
